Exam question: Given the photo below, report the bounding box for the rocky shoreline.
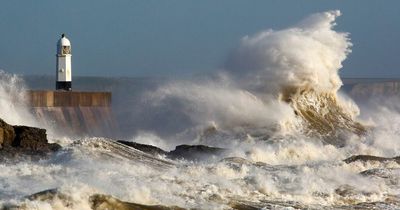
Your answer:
[5,115,399,165]
[0,118,61,161]
[117,140,226,161]
[0,117,228,164]
[2,117,400,210]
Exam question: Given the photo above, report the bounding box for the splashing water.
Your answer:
[151,10,365,141]
[1,10,400,210]
[226,10,348,93]
[0,70,37,126]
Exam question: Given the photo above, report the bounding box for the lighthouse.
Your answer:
[27,34,114,137]
[56,34,72,91]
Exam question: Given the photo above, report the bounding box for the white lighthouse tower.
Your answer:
[56,34,72,91]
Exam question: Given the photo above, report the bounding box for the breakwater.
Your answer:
[27,91,117,137]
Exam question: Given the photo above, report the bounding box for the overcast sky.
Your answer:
[0,1,399,78]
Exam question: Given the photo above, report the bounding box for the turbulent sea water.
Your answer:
[2,10,400,209]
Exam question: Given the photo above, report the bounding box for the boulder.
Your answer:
[344,155,400,164]
[168,144,225,161]
[12,126,60,152]
[0,118,61,160]
[118,141,226,162]
[17,190,186,210]
[117,141,168,156]
[335,184,358,197]
[0,118,16,148]
[90,194,186,210]
[360,168,394,179]
[13,126,47,149]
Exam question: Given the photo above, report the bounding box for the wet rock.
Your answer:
[220,157,254,172]
[0,189,72,210]
[0,118,16,148]
[337,200,400,210]
[11,190,186,210]
[335,184,376,200]
[230,203,259,210]
[119,140,226,161]
[13,126,60,152]
[360,168,400,186]
[231,200,312,210]
[117,141,168,156]
[335,184,358,197]
[90,194,186,210]
[360,168,393,178]
[26,188,59,201]
[26,188,72,207]
[221,157,253,165]
[168,144,225,161]
[344,155,400,164]
[0,118,61,160]
[13,126,46,148]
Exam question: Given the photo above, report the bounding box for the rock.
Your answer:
[229,203,260,210]
[0,118,61,160]
[168,144,225,161]
[12,190,186,210]
[117,141,168,156]
[26,188,71,204]
[13,126,46,149]
[344,155,400,164]
[360,168,393,178]
[335,184,358,197]
[118,140,226,161]
[0,118,16,148]
[1,189,71,210]
[12,126,61,152]
[90,194,186,210]
[360,168,400,186]
[221,157,253,165]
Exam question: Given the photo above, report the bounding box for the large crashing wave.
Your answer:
[226,10,365,139]
[226,10,347,93]
[2,11,399,210]
[0,70,38,127]
[153,10,366,141]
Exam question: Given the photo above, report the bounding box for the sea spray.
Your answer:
[0,70,62,143]
[225,10,366,139]
[2,11,400,210]
[148,80,296,136]
[149,10,365,142]
[226,10,348,93]
[0,70,37,127]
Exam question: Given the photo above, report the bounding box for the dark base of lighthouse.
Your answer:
[56,81,72,91]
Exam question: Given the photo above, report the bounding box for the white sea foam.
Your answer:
[147,10,361,143]
[0,70,37,126]
[1,10,400,210]
[149,79,297,135]
[226,10,349,94]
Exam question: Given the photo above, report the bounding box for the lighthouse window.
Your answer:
[62,46,71,54]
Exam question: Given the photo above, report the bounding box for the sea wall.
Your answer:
[28,90,111,107]
[27,91,118,137]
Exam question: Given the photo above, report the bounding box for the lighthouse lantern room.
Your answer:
[56,34,72,91]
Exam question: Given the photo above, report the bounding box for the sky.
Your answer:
[0,1,399,78]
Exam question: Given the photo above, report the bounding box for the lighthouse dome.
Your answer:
[58,37,71,46]
[58,34,71,46]
[57,34,71,55]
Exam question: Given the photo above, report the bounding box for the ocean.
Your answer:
[1,10,400,210]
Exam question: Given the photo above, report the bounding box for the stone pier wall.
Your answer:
[27,90,118,137]
[28,90,111,107]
